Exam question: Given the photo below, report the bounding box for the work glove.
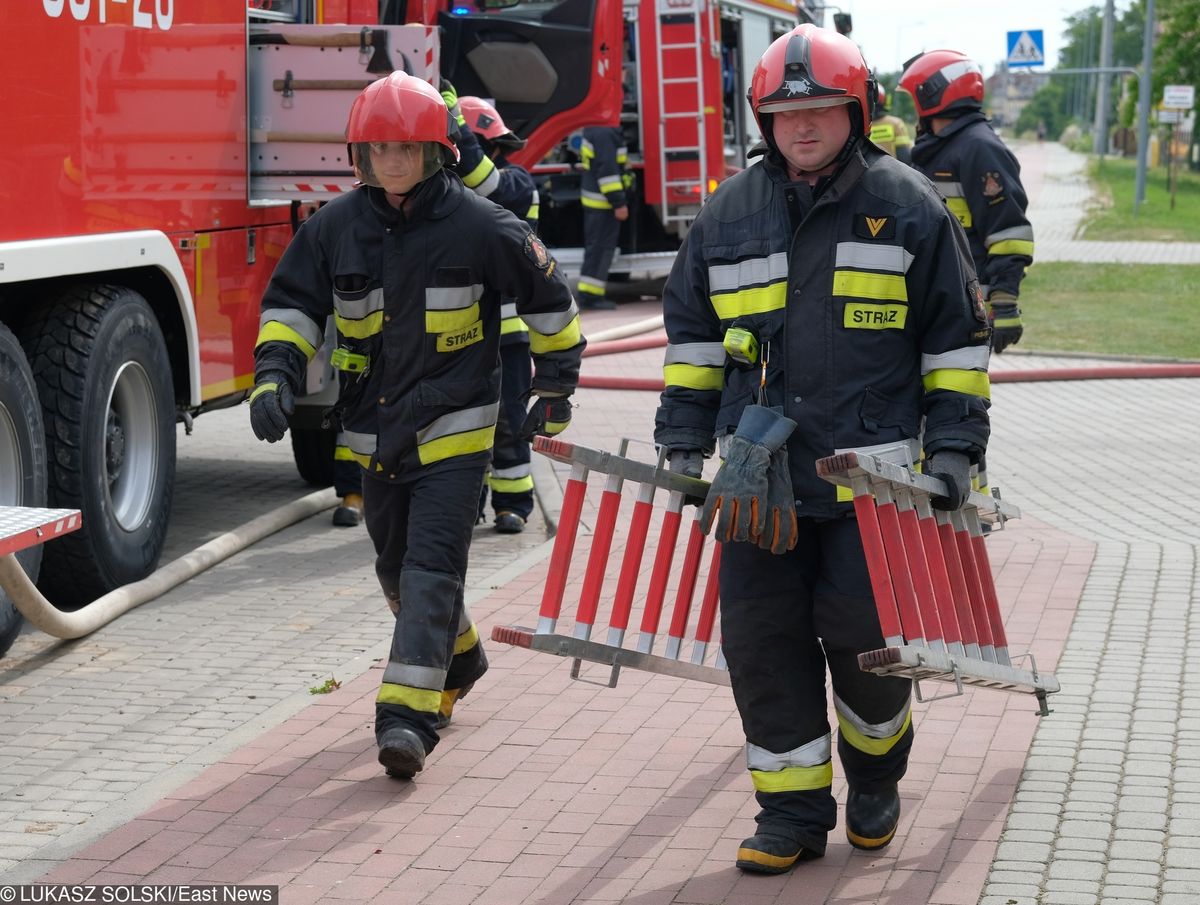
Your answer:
[520,392,572,441]
[988,292,1023,354]
[700,405,796,545]
[925,450,972,511]
[248,371,294,443]
[756,445,798,555]
[439,78,466,128]
[668,449,703,479]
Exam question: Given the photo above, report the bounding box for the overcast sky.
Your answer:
[836,0,1132,79]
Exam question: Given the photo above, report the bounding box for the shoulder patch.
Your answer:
[525,233,550,270]
[981,171,1003,197]
[968,278,987,323]
[855,214,895,240]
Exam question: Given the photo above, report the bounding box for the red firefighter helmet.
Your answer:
[898,50,984,119]
[345,72,458,159]
[748,24,873,134]
[877,84,888,109]
[459,95,527,152]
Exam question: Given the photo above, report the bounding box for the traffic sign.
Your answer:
[1006,30,1045,68]
[1162,85,1195,109]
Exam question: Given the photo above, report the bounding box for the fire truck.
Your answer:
[0,0,809,655]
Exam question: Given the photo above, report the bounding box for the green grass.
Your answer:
[1082,155,1200,241]
[1019,261,1200,359]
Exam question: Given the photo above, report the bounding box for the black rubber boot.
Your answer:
[378,727,426,780]
[494,511,526,534]
[845,786,901,850]
[735,834,819,875]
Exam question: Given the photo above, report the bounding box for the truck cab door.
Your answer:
[434,0,623,168]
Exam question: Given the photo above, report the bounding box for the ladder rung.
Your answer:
[662,147,700,155]
[662,77,700,85]
[662,111,700,120]
[661,43,700,50]
[665,180,704,189]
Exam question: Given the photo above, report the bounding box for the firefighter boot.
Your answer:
[735,834,820,875]
[332,493,364,527]
[845,785,901,850]
[377,726,426,780]
[494,511,526,534]
[433,680,475,731]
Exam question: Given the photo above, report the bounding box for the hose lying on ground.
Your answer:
[0,487,337,641]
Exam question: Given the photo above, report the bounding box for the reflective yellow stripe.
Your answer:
[453,623,480,655]
[923,368,991,399]
[710,283,787,320]
[489,474,534,493]
[993,315,1022,328]
[544,419,569,434]
[577,279,606,296]
[426,302,481,333]
[946,197,972,227]
[598,176,624,193]
[836,485,854,502]
[248,382,278,403]
[335,311,384,340]
[750,761,833,793]
[526,204,539,220]
[989,239,1034,256]
[255,323,317,359]
[869,123,896,143]
[664,363,723,391]
[376,683,441,713]
[334,445,355,462]
[501,317,529,336]
[843,302,908,330]
[462,156,496,189]
[837,710,912,757]
[528,316,582,354]
[833,271,908,302]
[582,196,613,210]
[416,425,496,465]
[436,322,483,352]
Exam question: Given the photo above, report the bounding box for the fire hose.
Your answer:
[0,488,337,641]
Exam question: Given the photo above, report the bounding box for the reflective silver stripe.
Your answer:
[342,429,377,457]
[581,189,609,203]
[932,181,964,198]
[426,285,483,310]
[332,287,385,321]
[417,403,499,445]
[259,307,325,350]
[835,242,914,274]
[939,59,983,84]
[522,303,579,336]
[581,138,595,156]
[985,224,1035,247]
[500,302,519,320]
[381,662,447,690]
[491,463,531,479]
[833,691,911,739]
[921,346,990,374]
[457,608,475,634]
[530,189,540,205]
[598,176,624,193]
[708,252,789,293]
[476,167,501,198]
[665,341,726,367]
[746,735,832,772]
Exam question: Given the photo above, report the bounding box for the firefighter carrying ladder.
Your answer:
[491,437,1060,715]
[653,0,710,228]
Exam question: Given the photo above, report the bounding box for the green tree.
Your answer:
[1155,0,1200,115]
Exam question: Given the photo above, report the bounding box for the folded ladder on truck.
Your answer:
[815,444,1060,715]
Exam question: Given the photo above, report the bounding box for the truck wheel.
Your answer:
[0,325,48,657]
[23,285,176,608]
[290,424,336,487]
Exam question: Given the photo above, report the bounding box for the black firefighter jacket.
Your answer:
[654,143,992,520]
[911,112,1034,299]
[255,170,584,479]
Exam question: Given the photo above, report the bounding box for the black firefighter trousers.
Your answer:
[363,464,490,754]
[719,517,913,855]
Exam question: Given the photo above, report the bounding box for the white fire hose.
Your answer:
[0,487,337,640]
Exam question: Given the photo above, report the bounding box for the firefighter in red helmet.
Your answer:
[250,72,585,779]
[655,24,990,873]
[899,50,1034,354]
[869,84,913,164]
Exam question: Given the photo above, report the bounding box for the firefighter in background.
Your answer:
[869,84,913,164]
[249,73,585,779]
[899,50,1034,354]
[655,25,989,874]
[576,124,630,311]
[442,83,540,535]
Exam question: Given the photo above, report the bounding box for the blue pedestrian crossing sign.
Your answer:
[1006,30,1045,68]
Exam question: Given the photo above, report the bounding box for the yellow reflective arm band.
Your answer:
[528,316,582,354]
[488,474,534,494]
[453,623,480,656]
[334,446,355,462]
[710,283,787,320]
[837,711,912,757]
[416,425,496,465]
[334,311,384,340]
[988,239,1035,257]
[425,302,481,334]
[832,271,908,302]
[581,196,613,210]
[376,683,441,713]
[923,368,991,399]
[599,177,624,193]
[462,157,496,189]
[663,363,723,391]
[255,322,317,360]
[750,761,834,793]
[500,317,530,336]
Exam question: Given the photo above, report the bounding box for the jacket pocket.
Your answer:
[418,377,485,410]
[858,386,918,438]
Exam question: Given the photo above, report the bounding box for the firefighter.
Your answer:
[654,25,990,873]
[442,85,540,535]
[577,124,630,310]
[898,50,1034,354]
[249,73,585,779]
[331,432,364,526]
[869,84,913,164]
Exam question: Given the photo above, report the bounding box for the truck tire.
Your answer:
[290,424,336,487]
[0,324,48,657]
[23,285,176,608]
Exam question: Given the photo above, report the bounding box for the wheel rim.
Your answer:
[0,404,22,506]
[104,361,159,532]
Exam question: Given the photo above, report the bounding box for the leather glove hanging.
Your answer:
[519,393,572,441]
[756,444,798,555]
[988,292,1023,354]
[249,371,295,443]
[700,405,796,545]
[668,449,703,479]
[926,450,972,511]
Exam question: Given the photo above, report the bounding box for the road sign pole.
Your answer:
[1134,0,1155,214]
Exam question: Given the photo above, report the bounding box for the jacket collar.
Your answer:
[912,110,989,164]
[364,169,464,226]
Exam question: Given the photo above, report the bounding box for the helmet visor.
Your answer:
[353,141,444,192]
[757,95,856,115]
